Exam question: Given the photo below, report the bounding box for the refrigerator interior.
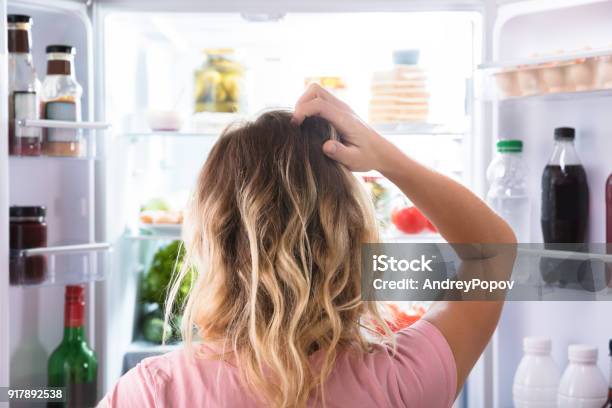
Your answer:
[5,0,104,395]
[490,1,612,407]
[99,9,482,393]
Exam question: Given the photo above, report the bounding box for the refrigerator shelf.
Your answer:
[479,47,612,70]
[124,131,219,143]
[498,88,612,102]
[13,119,111,160]
[373,122,465,137]
[10,243,112,287]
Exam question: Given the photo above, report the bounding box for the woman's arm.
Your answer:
[293,83,516,395]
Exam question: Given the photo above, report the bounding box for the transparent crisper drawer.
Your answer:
[9,243,112,286]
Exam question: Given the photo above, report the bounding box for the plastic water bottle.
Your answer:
[558,344,607,408]
[486,139,530,242]
[513,337,561,408]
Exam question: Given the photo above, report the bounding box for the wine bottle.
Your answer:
[603,339,612,408]
[48,285,98,407]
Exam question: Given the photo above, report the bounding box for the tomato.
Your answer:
[391,206,426,234]
[425,218,437,232]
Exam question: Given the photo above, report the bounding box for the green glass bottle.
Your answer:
[48,285,98,407]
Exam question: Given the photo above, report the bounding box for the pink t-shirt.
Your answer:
[99,319,456,407]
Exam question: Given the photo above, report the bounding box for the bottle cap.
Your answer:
[9,206,46,218]
[496,139,523,153]
[7,15,32,24]
[65,285,85,301]
[46,45,76,55]
[393,49,420,66]
[568,344,598,363]
[523,337,551,354]
[554,127,575,141]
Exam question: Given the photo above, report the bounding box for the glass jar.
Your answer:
[42,45,84,157]
[9,206,48,284]
[194,49,244,113]
[8,14,42,156]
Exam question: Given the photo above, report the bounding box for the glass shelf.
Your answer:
[123,131,219,143]
[10,243,112,287]
[373,122,465,137]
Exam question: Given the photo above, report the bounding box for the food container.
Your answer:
[516,67,543,96]
[539,63,566,94]
[9,206,47,284]
[194,49,244,113]
[566,58,595,91]
[494,70,521,98]
[595,55,612,89]
[147,110,184,132]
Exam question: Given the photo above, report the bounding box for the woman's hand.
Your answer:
[292,83,388,172]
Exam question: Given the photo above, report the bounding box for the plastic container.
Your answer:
[486,139,530,242]
[558,344,607,407]
[513,337,561,408]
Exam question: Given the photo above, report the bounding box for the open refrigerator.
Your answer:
[0,0,610,407]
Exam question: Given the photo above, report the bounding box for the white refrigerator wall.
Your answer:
[493,1,612,407]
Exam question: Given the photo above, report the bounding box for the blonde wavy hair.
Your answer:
[166,110,390,407]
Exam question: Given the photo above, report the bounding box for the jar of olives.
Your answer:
[194,49,244,113]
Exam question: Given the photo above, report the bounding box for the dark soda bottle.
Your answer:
[48,285,98,407]
[540,127,589,287]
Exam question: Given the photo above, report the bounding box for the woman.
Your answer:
[100,84,516,408]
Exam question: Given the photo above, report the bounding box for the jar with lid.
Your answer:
[42,45,84,157]
[9,206,48,284]
[7,14,42,156]
[194,49,244,113]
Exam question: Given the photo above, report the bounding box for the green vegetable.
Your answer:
[141,314,169,344]
[140,197,170,212]
[140,240,194,316]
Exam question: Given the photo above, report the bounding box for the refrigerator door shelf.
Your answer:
[9,242,112,287]
[18,119,111,130]
[15,119,112,160]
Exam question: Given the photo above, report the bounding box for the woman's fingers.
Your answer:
[291,97,352,133]
[294,83,352,115]
[321,140,361,170]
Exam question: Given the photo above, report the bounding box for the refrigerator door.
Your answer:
[0,0,9,397]
[2,0,106,401]
[485,1,612,407]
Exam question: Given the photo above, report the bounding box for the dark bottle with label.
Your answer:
[48,285,98,407]
[7,14,42,156]
[540,127,589,286]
